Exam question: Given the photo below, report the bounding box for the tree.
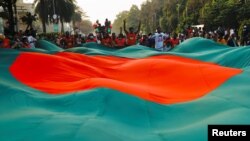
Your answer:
[161,0,178,32]
[72,6,87,30]
[151,0,164,30]
[34,0,48,33]
[79,20,93,34]
[112,11,129,34]
[201,0,239,30]
[54,0,75,32]
[140,0,164,33]
[34,0,76,33]
[127,5,141,31]
[114,0,249,35]
[0,0,17,35]
[140,0,153,33]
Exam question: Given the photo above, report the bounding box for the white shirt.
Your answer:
[151,32,167,50]
[28,36,37,48]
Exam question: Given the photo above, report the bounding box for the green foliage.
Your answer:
[112,11,129,34]
[34,0,76,33]
[127,5,140,29]
[238,19,250,38]
[110,5,141,34]
[140,0,153,33]
[113,0,250,34]
[79,20,93,34]
[0,0,17,35]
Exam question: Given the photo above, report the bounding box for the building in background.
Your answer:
[0,0,76,34]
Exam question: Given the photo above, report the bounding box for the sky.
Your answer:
[23,0,146,24]
[76,0,146,24]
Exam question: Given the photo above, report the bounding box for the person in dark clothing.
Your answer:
[241,25,249,46]
[227,33,239,47]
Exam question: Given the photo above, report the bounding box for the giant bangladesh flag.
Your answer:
[0,37,250,141]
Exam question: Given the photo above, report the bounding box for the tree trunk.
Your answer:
[42,21,46,33]
[72,20,75,29]
[13,3,18,32]
[41,0,47,33]
[60,18,64,33]
[7,1,15,35]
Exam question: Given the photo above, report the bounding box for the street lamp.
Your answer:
[48,0,60,24]
[47,0,60,32]
[48,14,60,24]
[52,0,60,22]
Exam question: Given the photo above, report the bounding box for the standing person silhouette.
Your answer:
[115,27,126,48]
[105,18,112,34]
[123,19,141,46]
[151,27,168,51]
[93,20,101,34]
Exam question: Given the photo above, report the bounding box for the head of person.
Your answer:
[0,34,5,42]
[65,31,70,37]
[118,33,124,39]
[112,32,116,38]
[230,33,236,38]
[179,33,184,39]
[88,33,94,39]
[218,34,223,40]
[129,27,134,33]
[22,36,28,43]
[105,19,109,26]
[156,27,162,33]
[173,33,177,39]
[142,34,148,40]
[103,32,109,38]
[5,21,10,28]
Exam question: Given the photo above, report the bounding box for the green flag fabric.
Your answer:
[0,37,250,141]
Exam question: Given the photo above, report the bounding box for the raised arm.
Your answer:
[120,27,123,34]
[135,21,141,34]
[123,19,128,34]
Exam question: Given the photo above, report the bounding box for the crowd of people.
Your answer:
[0,27,37,49]
[0,19,249,50]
